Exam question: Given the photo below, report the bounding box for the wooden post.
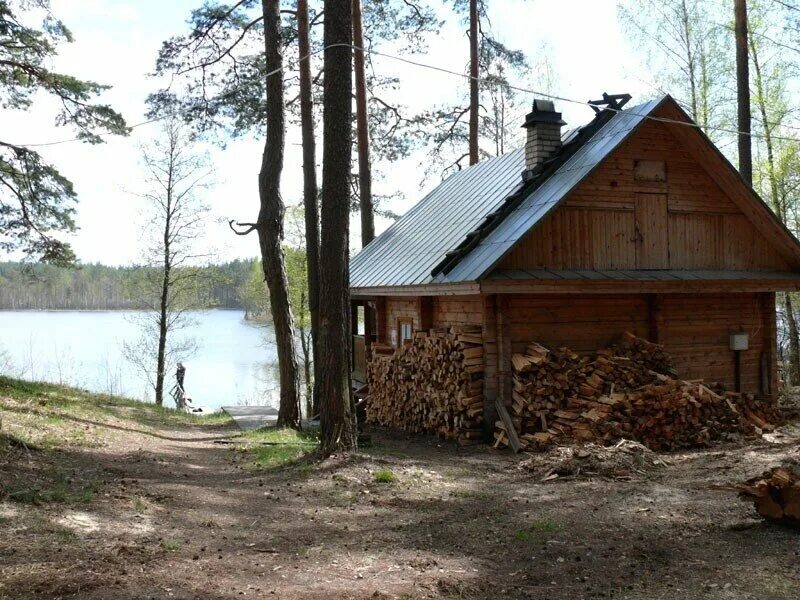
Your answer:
[734,349,742,393]
[759,292,777,398]
[482,295,498,438]
[350,300,359,371]
[496,295,512,408]
[363,299,373,357]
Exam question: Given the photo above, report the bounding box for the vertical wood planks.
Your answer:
[634,193,669,269]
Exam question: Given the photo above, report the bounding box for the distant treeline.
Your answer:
[0,260,256,311]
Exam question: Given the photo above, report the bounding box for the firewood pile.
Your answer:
[723,465,800,525]
[495,332,780,452]
[366,326,484,444]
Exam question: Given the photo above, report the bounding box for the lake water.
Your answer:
[0,310,280,411]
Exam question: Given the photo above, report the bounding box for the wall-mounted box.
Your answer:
[729,333,749,351]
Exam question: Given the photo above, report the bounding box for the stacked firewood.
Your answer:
[366,326,484,444]
[497,333,780,452]
[731,465,800,524]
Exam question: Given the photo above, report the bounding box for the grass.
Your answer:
[373,469,396,483]
[238,425,319,469]
[0,376,233,452]
[160,539,181,552]
[1,478,99,506]
[514,518,560,542]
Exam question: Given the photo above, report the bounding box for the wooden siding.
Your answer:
[501,292,775,394]
[658,293,770,392]
[431,295,483,327]
[506,294,650,354]
[499,118,792,271]
[384,297,419,348]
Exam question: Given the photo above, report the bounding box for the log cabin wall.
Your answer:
[384,296,419,348]
[431,295,483,327]
[498,119,792,271]
[501,292,776,394]
[658,293,774,393]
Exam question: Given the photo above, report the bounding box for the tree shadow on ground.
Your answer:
[2,422,800,599]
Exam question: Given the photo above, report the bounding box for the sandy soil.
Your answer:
[2,407,800,599]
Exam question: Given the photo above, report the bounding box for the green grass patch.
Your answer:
[1,478,98,506]
[160,539,181,552]
[0,376,234,450]
[132,496,148,512]
[514,518,560,542]
[238,426,319,469]
[373,469,396,483]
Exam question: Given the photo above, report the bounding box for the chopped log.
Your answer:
[732,465,800,524]
[502,333,781,453]
[366,326,484,443]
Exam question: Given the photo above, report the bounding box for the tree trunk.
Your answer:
[468,0,479,166]
[749,34,782,219]
[353,0,374,246]
[320,0,357,454]
[785,294,800,386]
[352,0,375,354]
[155,266,169,406]
[155,147,174,408]
[260,0,300,428]
[297,0,322,418]
[679,0,698,122]
[750,35,798,387]
[735,0,752,185]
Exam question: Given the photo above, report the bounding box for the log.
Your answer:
[366,326,484,443]
[495,332,782,453]
[732,465,800,524]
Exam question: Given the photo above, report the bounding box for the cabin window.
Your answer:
[397,317,413,345]
[634,160,666,183]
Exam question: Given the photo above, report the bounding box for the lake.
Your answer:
[0,310,280,411]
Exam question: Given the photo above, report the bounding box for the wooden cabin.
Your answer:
[349,94,800,431]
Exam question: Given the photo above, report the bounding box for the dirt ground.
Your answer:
[2,384,800,599]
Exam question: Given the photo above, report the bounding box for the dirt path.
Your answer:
[3,402,800,599]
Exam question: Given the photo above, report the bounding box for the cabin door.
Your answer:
[634,193,669,269]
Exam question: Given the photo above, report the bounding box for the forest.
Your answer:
[0,260,253,311]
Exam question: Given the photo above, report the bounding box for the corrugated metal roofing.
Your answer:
[349,147,526,288]
[438,97,664,283]
[349,97,664,290]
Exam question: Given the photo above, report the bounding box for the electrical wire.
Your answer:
[11,41,800,149]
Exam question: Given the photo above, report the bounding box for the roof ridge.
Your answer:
[434,96,669,283]
[430,104,624,278]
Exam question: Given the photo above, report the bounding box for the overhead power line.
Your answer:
[11,42,800,149]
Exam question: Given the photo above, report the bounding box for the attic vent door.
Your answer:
[634,193,669,269]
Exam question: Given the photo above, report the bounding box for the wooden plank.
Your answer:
[480,278,800,295]
[495,399,521,453]
[635,192,669,268]
[496,295,512,405]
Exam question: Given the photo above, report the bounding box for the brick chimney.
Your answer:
[522,99,566,179]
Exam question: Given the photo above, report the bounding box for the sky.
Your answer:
[0,0,657,266]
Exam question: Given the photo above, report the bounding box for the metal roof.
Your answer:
[437,97,664,283]
[350,97,664,290]
[349,147,526,288]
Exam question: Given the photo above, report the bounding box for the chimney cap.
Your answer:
[522,98,566,128]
